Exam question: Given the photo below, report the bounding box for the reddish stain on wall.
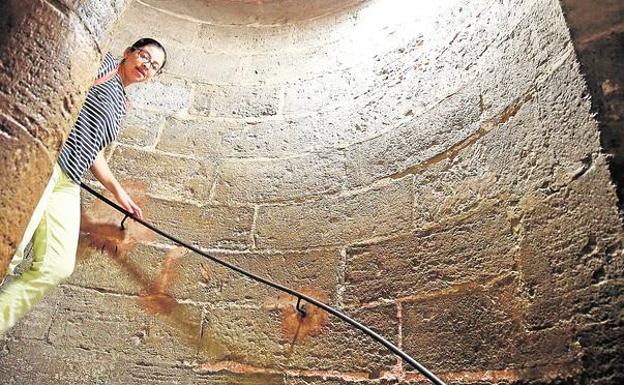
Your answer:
[278,288,329,345]
[138,247,186,315]
[78,181,154,259]
[78,181,186,316]
[76,184,221,352]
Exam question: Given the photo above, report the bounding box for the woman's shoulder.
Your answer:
[95,52,119,80]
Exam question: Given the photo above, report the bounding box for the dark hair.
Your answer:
[131,38,167,73]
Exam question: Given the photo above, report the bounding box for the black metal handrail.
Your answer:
[80,182,446,385]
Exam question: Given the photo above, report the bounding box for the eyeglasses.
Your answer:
[136,48,160,73]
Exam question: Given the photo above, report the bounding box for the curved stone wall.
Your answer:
[0,0,129,278]
[1,0,622,384]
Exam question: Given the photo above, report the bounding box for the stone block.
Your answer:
[47,285,207,361]
[517,157,621,329]
[211,151,346,204]
[145,198,254,249]
[192,84,282,118]
[219,114,370,158]
[401,275,577,373]
[254,177,413,249]
[452,77,601,193]
[329,0,541,138]
[71,242,341,309]
[139,0,365,26]
[123,364,287,385]
[167,46,245,84]
[240,48,340,85]
[476,0,570,120]
[344,203,517,305]
[69,243,163,296]
[4,288,59,340]
[286,377,398,385]
[290,8,358,49]
[200,303,397,373]
[535,53,599,165]
[344,81,483,188]
[169,248,341,305]
[193,372,286,385]
[117,108,165,148]
[408,98,550,230]
[156,116,225,158]
[73,0,129,42]
[281,70,368,116]
[108,145,217,203]
[127,77,192,114]
[0,338,131,385]
[0,115,53,274]
[196,23,295,54]
[0,0,101,154]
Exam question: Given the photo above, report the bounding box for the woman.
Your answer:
[0,38,167,334]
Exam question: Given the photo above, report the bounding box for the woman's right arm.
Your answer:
[90,151,144,220]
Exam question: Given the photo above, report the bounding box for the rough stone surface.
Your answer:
[285,378,398,385]
[0,338,130,385]
[192,84,283,118]
[0,0,127,277]
[401,275,578,374]
[139,0,367,26]
[70,243,341,307]
[254,177,414,249]
[344,81,484,188]
[127,77,192,114]
[0,115,53,279]
[171,248,341,306]
[343,203,518,306]
[218,115,362,157]
[46,286,205,360]
[561,0,624,216]
[144,198,254,249]
[1,0,623,384]
[108,145,217,203]
[117,108,165,148]
[0,287,58,340]
[199,303,397,373]
[156,117,229,158]
[212,151,346,204]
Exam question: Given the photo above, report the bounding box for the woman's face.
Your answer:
[119,44,165,85]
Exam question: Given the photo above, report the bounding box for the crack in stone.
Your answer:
[45,0,107,56]
[540,153,596,196]
[43,0,70,17]
[61,283,132,297]
[391,90,535,180]
[0,112,55,164]
[340,272,517,311]
[571,154,594,182]
[249,204,260,249]
[222,87,533,208]
[576,21,624,49]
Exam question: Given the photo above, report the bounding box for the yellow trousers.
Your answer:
[0,163,80,334]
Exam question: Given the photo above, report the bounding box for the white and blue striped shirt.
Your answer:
[58,53,128,183]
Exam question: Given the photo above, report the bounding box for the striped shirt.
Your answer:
[58,52,128,183]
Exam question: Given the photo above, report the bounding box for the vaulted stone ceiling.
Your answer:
[138,0,368,24]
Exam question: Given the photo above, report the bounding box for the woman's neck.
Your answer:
[117,64,133,88]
